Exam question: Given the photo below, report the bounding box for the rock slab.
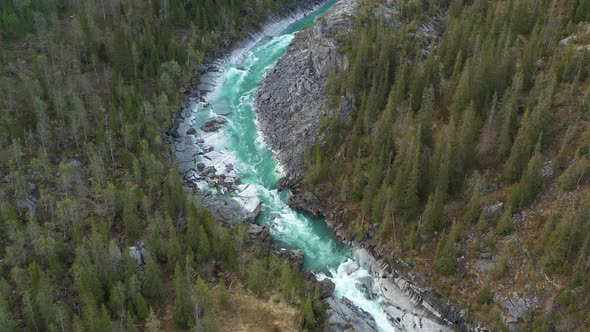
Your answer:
[254,0,358,183]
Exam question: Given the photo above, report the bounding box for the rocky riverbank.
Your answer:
[170,0,327,225]
[289,186,480,331]
[170,1,394,329]
[254,0,357,184]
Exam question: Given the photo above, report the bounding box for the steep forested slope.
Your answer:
[0,0,326,331]
[303,0,590,329]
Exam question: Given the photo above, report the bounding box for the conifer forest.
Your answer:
[2,0,590,331]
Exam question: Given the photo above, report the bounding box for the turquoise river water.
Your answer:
[193,1,396,330]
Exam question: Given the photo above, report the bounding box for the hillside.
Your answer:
[291,0,590,330]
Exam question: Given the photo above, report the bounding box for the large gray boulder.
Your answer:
[325,296,378,332]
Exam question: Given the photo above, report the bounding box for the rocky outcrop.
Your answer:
[354,248,459,331]
[254,0,358,183]
[325,296,378,332]
[495,291,539,325]
[319,278,336,299]
[129,240,146,265]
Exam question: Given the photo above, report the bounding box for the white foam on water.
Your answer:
[317,261,395,332]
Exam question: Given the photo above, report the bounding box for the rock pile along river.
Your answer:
[184,1,449,331]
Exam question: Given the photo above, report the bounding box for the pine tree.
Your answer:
[142,255,164,303]
[456,102,480,180]
[450,58,472,116]
[542,216,574,272]
[505,76,555,181]
[378,199,394,241]
[554,125,577,172]
[0,292,17,331]
[246,258,266,297]
[434,232,457,276]
[463,172,482,223]
[218,281,232,309]
[396,126,422,219]
[167,218,182,266]
[420,188,445,240]
[134,294,149,321]
[194,277,212,317]
[496,205,514,236]
[477,94,498,161]
[172,264,195,329]
[281,261,295,303]
[419,85,435,147]
[509,135,544,209]
[302,294,316,330]
[496,74,522,160]
[197,225,211,264]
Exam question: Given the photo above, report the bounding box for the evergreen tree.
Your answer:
[463,172,482,223]
[194,277,212,317]
[509,135,544,209]
[218,281,232,309]
[420,188,445,240]
[281,261,295,304]
[496,206,514,236]
[434,232,457,276]
[197,225,211,264]
[302,294,316,330]
[496,74,522,160]
[419,85,435,147]
[172,264,194,329]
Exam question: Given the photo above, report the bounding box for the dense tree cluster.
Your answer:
[307,0,590,328]
[0,0,322,330]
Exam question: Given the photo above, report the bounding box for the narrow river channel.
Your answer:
[192,2,396,330]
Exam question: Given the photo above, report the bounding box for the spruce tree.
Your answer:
[302,294,316,330]
[463,172,482,223]
[434,232,457,276]
[172,264,194,329]
[496,205,514,236]
[420,188,445,240]
[510,135,544,209]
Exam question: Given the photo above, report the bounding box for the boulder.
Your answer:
[186,127,197,135]
[16,196,37,210]
[201,119,219,132]
[345,261,360,275]
[499,292,539,325]
[201,166,216,176]
[248,223,264,235]
[129,240,146,265]
[68,159,83,168]
[280,249,304,266]
[325,296,377,332]
[320,278,336,299]
[356,275,375,300]
[480,202,503,220]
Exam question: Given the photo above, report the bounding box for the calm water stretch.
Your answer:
[193,2,395,330]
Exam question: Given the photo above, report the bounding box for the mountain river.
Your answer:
[191,2,400,330]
